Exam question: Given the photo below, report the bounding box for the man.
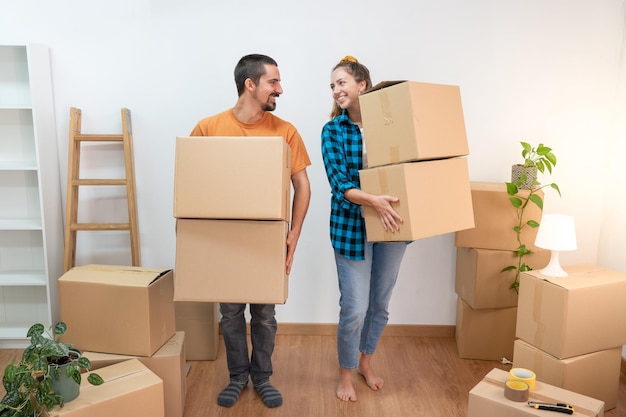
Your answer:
[189,54,311,408]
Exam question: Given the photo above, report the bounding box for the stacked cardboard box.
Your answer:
[358,80,475,242]
[513,264,626,410]
[44,360,166,417]
[173,136,291,305]
[57,265,185,417]
[172,136,292,361]
[453,182,550,360]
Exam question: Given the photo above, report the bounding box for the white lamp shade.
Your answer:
[535,214,577,251]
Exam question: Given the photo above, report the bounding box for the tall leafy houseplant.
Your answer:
[0,322,104,417]
[502,142,561,292]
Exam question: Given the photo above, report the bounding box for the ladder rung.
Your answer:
[74,134,124,142]
[70,222,131,231]
[72,179,127,186]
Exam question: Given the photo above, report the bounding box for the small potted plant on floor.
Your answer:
[0,322,104,417]
[502,141,561,292]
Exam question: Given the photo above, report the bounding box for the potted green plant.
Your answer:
[502,142,561,292]
[0,322,104,417]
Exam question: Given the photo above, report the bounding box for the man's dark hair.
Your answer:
[234,54,278,96]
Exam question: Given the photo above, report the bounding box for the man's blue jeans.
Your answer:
[219,303,277,386]
[334,241,407,369]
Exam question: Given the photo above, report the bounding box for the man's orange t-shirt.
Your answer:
[190,109,311,175]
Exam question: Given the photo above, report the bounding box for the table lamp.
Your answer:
[534,214,577,277]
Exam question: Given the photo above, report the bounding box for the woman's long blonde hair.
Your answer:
[329,56,373,119]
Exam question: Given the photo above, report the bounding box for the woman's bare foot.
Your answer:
[358,354,384,390]
[336,368,357,402]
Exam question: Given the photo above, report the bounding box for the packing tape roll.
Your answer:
[509,367,536,391]
[504,379,529,402]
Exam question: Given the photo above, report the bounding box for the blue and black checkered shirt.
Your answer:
[321,110,366,260]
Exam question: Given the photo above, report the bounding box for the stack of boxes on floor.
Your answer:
[173,136,292,304]
[57,264,185,417]
[357,80,474,242]
[513,264,626,411]
[453,183,550,360]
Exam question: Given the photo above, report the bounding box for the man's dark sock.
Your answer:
[217,381,246,407]
[255,381,283,408]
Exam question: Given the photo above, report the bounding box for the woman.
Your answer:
[321,56,409,402]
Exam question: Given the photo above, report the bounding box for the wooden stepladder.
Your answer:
[63,107,141,272]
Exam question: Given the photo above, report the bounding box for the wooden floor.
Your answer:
[2,335,625,416]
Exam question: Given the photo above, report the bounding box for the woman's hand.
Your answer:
[370,194,403,231]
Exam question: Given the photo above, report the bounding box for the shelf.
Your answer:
[0,218,43,230]
[0,161,37,171]
[0,44,64,339]
[0,271,47,286]
[0,324,30,340]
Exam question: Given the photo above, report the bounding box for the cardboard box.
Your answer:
[359,157,474,242]
[359,80,469,168]
[175,301,219,360]
[173,136,291,220]
[455,247,551,309]
[45,359,164,417]
[516,264,626,359]
[454,182,545,251]
[175,219,288,304]
[468,367,605,417]
[513,339,621,410]
[455,297,517,361]
[84,332,187,417]
[59,265,175,356]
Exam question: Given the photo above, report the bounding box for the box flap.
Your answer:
[59,264,172,287]
[363,80,407,94]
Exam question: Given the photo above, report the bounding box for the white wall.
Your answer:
[1,0,624,326]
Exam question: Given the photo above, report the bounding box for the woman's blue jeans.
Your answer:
[334,241,407,369]
[219,303,276,386]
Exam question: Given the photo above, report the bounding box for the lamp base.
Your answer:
[539,250,568,277]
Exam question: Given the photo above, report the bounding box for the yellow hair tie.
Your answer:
[340,55,358,63]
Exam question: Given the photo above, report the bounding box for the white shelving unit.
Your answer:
[0,44,64,347]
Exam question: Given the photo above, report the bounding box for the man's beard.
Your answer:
[261,94,278,112]
[261,102,276,111]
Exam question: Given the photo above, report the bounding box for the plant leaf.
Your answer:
[501,265,517,272]
[527,220,540,228]
[550,183,561,197]
[528,193,543,209]
[509,197,523,208]
[87,373,105,386]
[26,323,44,338]
[52,322,67,338]
[505,182,518,196]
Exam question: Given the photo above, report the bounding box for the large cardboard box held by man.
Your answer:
[516,264,626,359]
[359,157,474,242]
[455,247,550,309]
[359,80,469,168]
[58,265,175,356]
[175,218,288,304]
[44,359,164,417]
[173,136,291,221]
[513,339,621,410]
[454,182,545,251]
[467,368,605,417]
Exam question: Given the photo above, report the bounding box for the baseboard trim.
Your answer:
[274,323,455,338]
